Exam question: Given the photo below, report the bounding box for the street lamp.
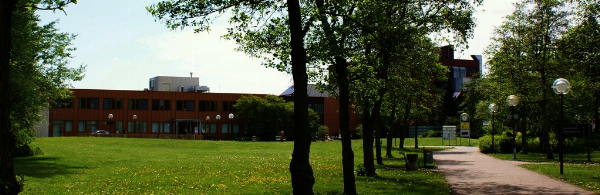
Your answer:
[108,114,113,134]
[488,103,498,153]
[205,116,210,134]
[229,113,234,136]
[133,115,137,134]
[507,95,519,160]
[552,78,571,175]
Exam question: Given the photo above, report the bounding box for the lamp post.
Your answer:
[205,116,210,134]
[507,95,519,160]
[552,78,571,175]
[216,114,221,139]
[133,115,137,134]
[229,113,234,137]
[488,103,498,153]
[108,114,113,134]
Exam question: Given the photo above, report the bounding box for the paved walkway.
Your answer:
[434,147,597,195]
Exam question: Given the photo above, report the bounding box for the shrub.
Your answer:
[478,135,494,153]
[352,124,363,139]
[12,143,43,157]
[355,163,366,176]
[317,125,329,138]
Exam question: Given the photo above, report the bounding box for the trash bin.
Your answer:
[406,154,419,171]
[423,148,433,165]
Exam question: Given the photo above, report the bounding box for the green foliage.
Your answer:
[234,95,319,141]
[354,163,366,176]
[316,125,328,138]
[479,131,526,154]
[477,135,495,153]
[352,124,363,139]
[12,144,43,158]
[10,9,85,149]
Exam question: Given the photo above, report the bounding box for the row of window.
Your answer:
[55,98,238,112]
[51,120,239,134]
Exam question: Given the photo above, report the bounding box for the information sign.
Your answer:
[442,126,456,140]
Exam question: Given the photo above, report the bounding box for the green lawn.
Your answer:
[489,151,600,194]
[15,137,452,194]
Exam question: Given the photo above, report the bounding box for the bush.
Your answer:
[317,125,329,138]
[352,124,363,139]
[355,163,366,176]
[478,135,494,153]
[478,132,523,154]
[12,143,43,157]
[419,130,441,138]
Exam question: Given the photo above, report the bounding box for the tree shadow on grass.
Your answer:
[355,173,449,195]
[14,156,87,178]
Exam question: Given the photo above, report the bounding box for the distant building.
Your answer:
[439,45,482,98]
[42,77,347,139]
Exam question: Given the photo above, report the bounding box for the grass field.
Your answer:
[15,137,453,194]
[489,151,600,193]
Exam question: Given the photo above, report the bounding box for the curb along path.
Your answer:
[434,147,597,195]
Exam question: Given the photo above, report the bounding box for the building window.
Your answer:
[78,120,98,132]
[53,98,73,108]
[52,120,73,137]
[233,123,239,133]
[152,99,171,110]
[466,67,478,74]
[103,98,123,110]
[103,120,122,132]
[210,123,217,133]
[128,99,148,110]
[222,123,229,133]
[176,100,194,111]
[128,121,147,133]
[222,101,237,112]
[79,98,99,109]
[308,104,324,114]
[151,122,171,133]
[199,101,217,111]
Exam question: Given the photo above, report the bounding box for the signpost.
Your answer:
[442,126,457,146]
[460,113,470,146]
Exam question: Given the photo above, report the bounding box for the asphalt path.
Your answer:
[434,147,597,195]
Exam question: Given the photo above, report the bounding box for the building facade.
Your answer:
[46,78,356,139]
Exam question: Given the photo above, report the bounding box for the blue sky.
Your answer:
[38,0,518,95]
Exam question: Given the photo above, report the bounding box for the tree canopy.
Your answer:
[234,95,319,141]
[1,1,83,193]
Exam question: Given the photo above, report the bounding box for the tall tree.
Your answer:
[557,0,600,131]
[147,0,316,193]
[1,1,78,194]
[346,0,481,175]
[485,0,570,158]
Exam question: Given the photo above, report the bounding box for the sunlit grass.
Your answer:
[489,151,600,193]
[16,137,452,194]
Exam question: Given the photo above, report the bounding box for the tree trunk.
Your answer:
[386,105,397,157]
[594,91,599,132]
[1,1,19,195]
[399,102,411,149]
[414,119,419,148]
[375,120,383,165]
[521,116,528,154]
[334,57,357,194]
[361,113,375,175]
[286,0,315,193]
